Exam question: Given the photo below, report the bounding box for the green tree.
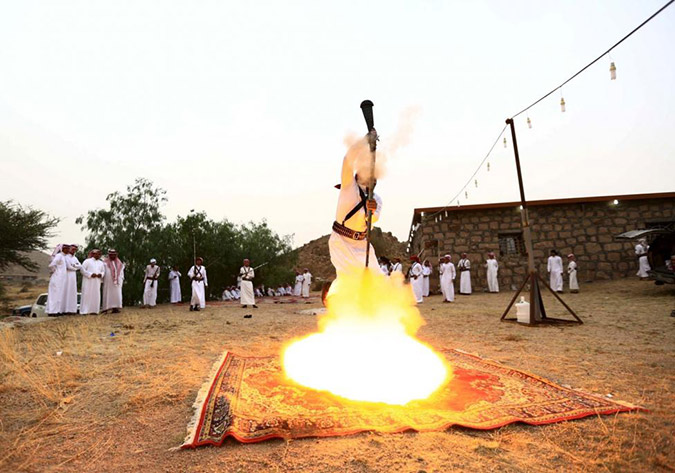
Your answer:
[76,178,167,305]
[0,201,59,272]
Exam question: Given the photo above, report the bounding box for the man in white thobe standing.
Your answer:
[188,257,208,311]
[47,244,69,316]
[63,244,81,314]
[422,260,432,297]
[301,268,312,298]
[486,252,499,293]
[635,239,651,280]
[80,249,105,315]
[547,250,564,293]
[102,249,125,313]
[168,265,182,304]
[329,137,382,276]
[458,253,472,295]
[142,258,160,308]
[379,257,391,276]
[293,270,303,296]
[409,256,424,303]
[391,258,403,274]
[440,254,456,302]
[567,254,579,293]
[240,259,257,308]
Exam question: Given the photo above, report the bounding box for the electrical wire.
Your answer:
[511,0,675,119]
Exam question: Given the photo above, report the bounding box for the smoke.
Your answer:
[342,105,422,183]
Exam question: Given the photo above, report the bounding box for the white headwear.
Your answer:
[150,258,157,264]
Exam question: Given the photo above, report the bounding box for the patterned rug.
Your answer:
[181,349,643,448]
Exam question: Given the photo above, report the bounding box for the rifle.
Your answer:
[360,100,378,268]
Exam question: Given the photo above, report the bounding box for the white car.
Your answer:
[30,293,81,317]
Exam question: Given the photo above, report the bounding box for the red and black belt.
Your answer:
[332,221,367,241]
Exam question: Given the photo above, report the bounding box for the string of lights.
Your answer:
[425,0,674,222]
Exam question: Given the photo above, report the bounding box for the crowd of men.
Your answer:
[46,246,313,314]
[373,249,584,305]
[47,245,124,316]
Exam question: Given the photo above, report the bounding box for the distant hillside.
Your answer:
[0,250,51,281]
[294,227,408,282]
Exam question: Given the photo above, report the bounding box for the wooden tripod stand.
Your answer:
[501,118,582,325]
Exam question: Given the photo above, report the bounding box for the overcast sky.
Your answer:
[2,0,674,251]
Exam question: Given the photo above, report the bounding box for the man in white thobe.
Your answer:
[240,259,257,308]
[302,269,312,298]
[188,257,208,311]
[379,257,391,276]
[293,271,303,296]
[422,260,432,297]
[391,258,403,274]
[47,244,69,316]
[142,258,160,307]
[63,244,81,314]
[486,252,499,293]
[567,254,579,293]
[102,249,125,313]
[547,250,564,293]
[329,137,382,276]
[458,253,472,295]
[80,249,105,315]
[440,254,456,302]
[409,256,424,303]
[168,266,182,303]
[222,288,233,301]
[635,239,651,279]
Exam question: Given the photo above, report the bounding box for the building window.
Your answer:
[498,232,525,256]
[425,239,439,257]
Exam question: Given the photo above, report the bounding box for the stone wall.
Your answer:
[410,197,675,292]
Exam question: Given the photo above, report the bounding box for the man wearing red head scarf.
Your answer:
[102,249,125,313]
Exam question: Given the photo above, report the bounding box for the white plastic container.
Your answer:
[515,296,530,324]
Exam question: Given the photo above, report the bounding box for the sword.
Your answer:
[360,99,378,268]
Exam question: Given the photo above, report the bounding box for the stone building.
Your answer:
[407,192,675,292]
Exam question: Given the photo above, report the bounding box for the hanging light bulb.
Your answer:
[503,137,507,148]
[527,117,532,129]
[444,211,448,218]
[560,97,566,112]
[457,200,460,207]
[465,190,468,199]
[487,162,491,171]
[474,179,478,188]
[610,62,617,80]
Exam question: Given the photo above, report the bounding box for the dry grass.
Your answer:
[0,279,673,472]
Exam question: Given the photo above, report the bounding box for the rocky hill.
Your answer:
[0,250,52,282]
[294,227,408,283]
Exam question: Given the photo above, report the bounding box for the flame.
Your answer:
[282,268,450,405]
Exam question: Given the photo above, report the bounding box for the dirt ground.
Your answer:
[0,279,673,472]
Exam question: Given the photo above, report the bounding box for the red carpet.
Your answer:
[181,349,643,448]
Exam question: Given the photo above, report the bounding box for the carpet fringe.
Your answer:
[173,350,229,450]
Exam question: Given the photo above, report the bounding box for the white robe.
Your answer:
[240,266,255,305]
[328,151,382,276]
[547,256,564,292]
[302,272,312,297]
[568,261,579,291]
[410,262,424,303]
[294,275,303,296]
[80,257,105,314]
[64,254,81,313]
[440,262,456,302]
[47,252,68,315]
[169,270,182,303]
[102,259,125,311]
[143,264,160,306]
[391,262,403,274]
[188,265,208,308]
[635,243,651,278]
[422,266,431,297]
[486,259,499,293]
[458,258,472,294]
[380,263,390,276]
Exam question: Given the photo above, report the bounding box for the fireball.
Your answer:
[282,268,450,405]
